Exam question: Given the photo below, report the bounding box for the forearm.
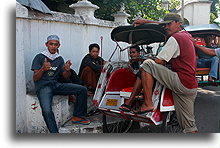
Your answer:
[195,44,216,56]
[142,19,159,24]
[87,62,102,72]
[134,19,159,26]
[33,68,44,81]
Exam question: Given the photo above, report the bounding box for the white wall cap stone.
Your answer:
[69,0,99,19]
[69,0,99,9]
[112,11,131,17]
[112,4,130,25]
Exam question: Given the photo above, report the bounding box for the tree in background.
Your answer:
[89,0,168,23]
[169,0,180,11]
[210,0,220,23]
[42,0,77,14]
[42,0,167,23]
[42,0,219,24]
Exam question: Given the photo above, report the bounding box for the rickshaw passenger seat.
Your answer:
[105,68,136,92]
[196,68,210,75]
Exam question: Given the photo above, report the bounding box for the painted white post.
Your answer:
[69,0,99,19]
[112,4,130,25]
[181,0,184,21]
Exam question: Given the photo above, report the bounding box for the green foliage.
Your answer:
[90,0,167,23]
[211,0,220,17]
[42,0,77,13]
[169,0,180,10]
[42,0,169,22]
[210,12,217,24]
[89,0,126,21]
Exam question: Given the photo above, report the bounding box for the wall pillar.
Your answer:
[112,4,130,25]
[69,0,99,19]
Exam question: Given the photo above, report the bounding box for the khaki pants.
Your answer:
[141,59,198,133]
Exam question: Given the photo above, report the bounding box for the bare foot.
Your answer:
[134,104,154,114]
[208,76,214,82]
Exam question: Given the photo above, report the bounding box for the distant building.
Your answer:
[162,0,212,26]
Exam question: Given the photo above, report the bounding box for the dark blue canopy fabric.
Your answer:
[16,0,51,14]
[185,24,220,37]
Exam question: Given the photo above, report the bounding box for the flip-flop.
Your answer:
[72,119,91,125]
[119,104,132,112]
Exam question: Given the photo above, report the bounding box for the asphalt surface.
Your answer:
[195,86,220,133]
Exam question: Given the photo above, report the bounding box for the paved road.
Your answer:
[195,86,220,133]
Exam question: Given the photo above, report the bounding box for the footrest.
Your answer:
[120,87,133,98]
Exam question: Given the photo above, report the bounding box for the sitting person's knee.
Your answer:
[83,66,93,71]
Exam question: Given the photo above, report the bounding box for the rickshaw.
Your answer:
[92,24,181,133]
[185,24,220,87]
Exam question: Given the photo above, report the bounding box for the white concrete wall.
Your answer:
[176,0,212,25]
[16,18,28,133]
[16,2,128,133]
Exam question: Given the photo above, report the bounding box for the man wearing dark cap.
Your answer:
[121,13,198,133]
[31,35,90,133]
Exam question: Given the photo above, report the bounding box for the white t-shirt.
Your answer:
[156,36,180,62]
[215,48,220,58]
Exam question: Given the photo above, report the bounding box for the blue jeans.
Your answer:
[197,56,219,79]
[36,82,87,133]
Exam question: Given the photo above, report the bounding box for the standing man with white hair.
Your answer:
[31,35,90,133]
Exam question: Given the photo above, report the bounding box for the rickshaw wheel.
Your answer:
[161,111,182,133]
[102,114,139,133]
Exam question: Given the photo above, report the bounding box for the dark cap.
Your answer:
[159,13,183,25]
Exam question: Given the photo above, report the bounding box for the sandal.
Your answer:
[119,104,132,112]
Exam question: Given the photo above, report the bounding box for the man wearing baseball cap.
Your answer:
[123,13,198,133]
[31,35,90,133]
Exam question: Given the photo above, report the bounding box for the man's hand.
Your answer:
[64,60,72,71]
[33,58,50,81]
[42,58,51,71]
[155,58,166,65]
[62,60,72,80]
